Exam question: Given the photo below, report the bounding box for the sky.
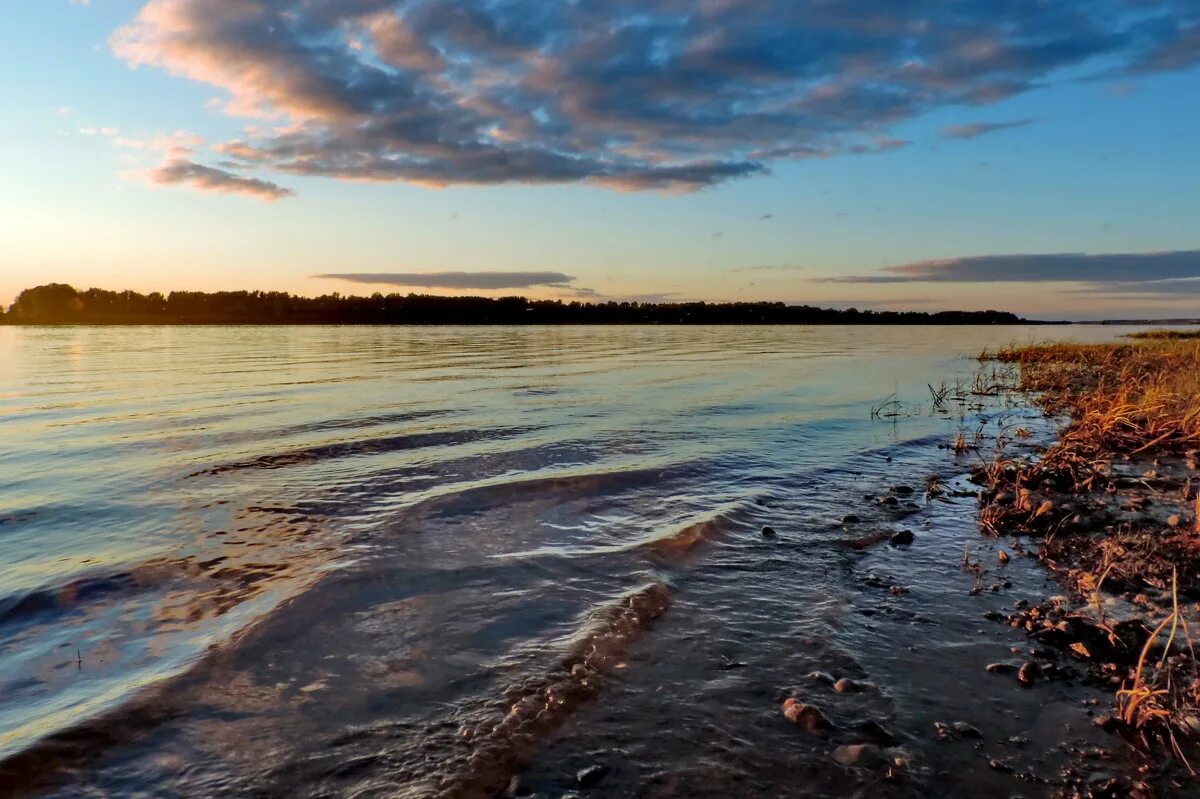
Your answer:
[2,1,1199,320]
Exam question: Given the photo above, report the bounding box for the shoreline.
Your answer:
[967,334,1200,791]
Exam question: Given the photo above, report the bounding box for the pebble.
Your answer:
[832,743,886,768]
[890,529,915,545]
[807,671,836,685]
[782,699,833,732]
[1018,661,1041,687]
[856,719,898,746]
[1167,514,1182,528]
[952,721,983,738]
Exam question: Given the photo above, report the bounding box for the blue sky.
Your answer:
[2,1,1198,319]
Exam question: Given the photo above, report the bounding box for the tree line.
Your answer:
[0,283,1024,326]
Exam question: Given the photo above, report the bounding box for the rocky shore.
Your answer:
[968,335,1200,794]
[769,333,1200,798]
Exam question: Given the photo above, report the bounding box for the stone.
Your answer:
[761,526,777,538]
[890,529,915,545]
[842,514,861,525]
[1018,661,1041,687]
[1167,514,1183,528]
[832,744,885,768]
[855,719,898,746]
[833,677,862,693]
[952,721,983,738]
[576,765,609,788]
[782,698,833,732]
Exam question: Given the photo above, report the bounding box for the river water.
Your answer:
[0,325,1148,797]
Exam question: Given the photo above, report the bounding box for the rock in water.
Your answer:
[855,719,898,746]
[782,698,833,732]
[1018,661,1041,687]
[832,744,885,768]
[890,529,915,545]
[952,721,983,738]
[576,765,609,787]
[761,526,778,538]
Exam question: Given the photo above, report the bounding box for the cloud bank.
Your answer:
[315,271,576,289]
[110,1,1200,196]
[940,118,1038,140]
[822,251,1200,284]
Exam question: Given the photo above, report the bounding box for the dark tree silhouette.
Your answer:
[2,284,1024,326]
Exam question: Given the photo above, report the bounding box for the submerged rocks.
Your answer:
[782,698,833,732]
[807,671,836,686]
[841,514,861,525]
[833,677,862,693]
[934,720,982,740]
[890,529,915,546]
[761,525,778,538]
[832,743,887,768]
[855,719,898,746]
[575,765,609,788]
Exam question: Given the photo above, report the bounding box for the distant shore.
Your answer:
[0,283,1035,326]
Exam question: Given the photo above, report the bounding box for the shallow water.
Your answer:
[0,324,1152,797]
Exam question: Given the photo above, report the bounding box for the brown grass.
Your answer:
[1126,329,1200,341]
[984,338,1200,456]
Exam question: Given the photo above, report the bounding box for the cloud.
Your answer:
[940,118,1038,140]
[108,1,1200,195]
[822,250,1200,284]
[314,271,576,289]
[730,265,810,274]
[143,159,295,201]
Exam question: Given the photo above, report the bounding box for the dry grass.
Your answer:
[1127,329,1200,341]
[984,338,1200,457]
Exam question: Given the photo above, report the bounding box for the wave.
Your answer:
[188,424,542,477]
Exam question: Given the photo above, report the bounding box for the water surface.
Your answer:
[0,324,1143,797]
